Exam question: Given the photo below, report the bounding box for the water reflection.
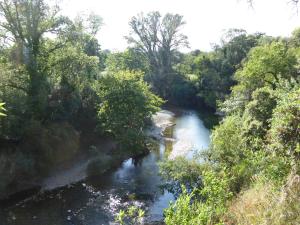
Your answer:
[170,110,211,159]
[0,109,210,225]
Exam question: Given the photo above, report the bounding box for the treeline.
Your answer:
[160,28,300,224]
[110,14,264,110]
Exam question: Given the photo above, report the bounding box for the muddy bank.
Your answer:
[0,110,176,225]
[0,121,119,201]
[41,110,176,192]
[0,109,174,202]
[0,122,80,199]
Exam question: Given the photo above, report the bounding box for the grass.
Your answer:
[225,172,300,225]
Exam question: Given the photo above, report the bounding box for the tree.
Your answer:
[105,48,149,73]
[233,41,297,103]
[127,12,188,97]
[0,0,68,119]
[94,70,163,152]
[45,43,100,121]
[174,30,262,109]
[290,27,300,47]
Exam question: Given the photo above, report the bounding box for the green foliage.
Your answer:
[0,0,70,119]
[0,102,6,116]
[0,0,104,137]
[174,30,261,109]
[164,170,232,225]
[268,88,300,160]
[165,187,203,225]
[209,115,245,166]
[290,27,300,47]
[127,12,188,99]
[106,48,149,74]
[46,42,100,121]
[233,41,297,100]
[115,205,145,225]
[0,61,29,137]
[159,157,204,196]
[242,87,277,148]
[94,70,163,152]
[208,88,292,191]
[207,114,259,191]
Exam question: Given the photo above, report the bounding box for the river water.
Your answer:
[0,109,210,225]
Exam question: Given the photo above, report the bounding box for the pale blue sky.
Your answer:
[61,0,300,51]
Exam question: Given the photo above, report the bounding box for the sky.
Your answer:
[61,0,300,52]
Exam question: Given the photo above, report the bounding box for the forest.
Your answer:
[0,0,299,225]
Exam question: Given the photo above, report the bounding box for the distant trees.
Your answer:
[175,30,262,108]
[127,12,188,98]
[105,48,149,74]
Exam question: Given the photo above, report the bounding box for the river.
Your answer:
[0,109,211,225]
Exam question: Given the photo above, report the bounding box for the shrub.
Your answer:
[159,157,204,196]
[268,88,300,161]
[164,170,232,225]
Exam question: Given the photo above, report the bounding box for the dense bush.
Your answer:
[159,157,204,196]
[164,170,232,225]
[268,88,300,161]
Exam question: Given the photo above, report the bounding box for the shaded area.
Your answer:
[0,109,210,225]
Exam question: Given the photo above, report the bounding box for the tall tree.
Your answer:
[0,0,67,119]
[127,12,188,97]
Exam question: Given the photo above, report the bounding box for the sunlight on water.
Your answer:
[170,111,211,159]
[0,109,210,225]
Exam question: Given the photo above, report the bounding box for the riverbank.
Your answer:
[0,123,124,202]
[0,109,179,224]
[0,107,176,202]
[0,108,212,225]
